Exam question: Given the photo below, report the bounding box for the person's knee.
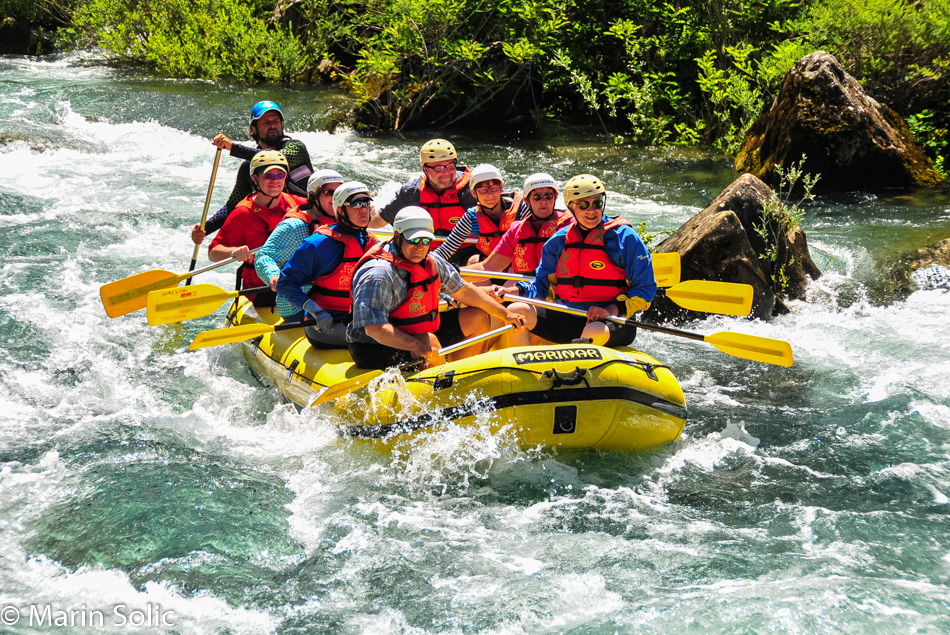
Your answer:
[422,332,441,350]
[581,321,609,346]
[459,308,490,336]
[507,302,537,329]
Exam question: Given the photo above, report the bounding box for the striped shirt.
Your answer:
[434,196,528,261]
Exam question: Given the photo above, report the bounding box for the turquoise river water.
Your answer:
[1,54,950,634]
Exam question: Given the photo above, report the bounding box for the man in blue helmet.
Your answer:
[192,100,314,244]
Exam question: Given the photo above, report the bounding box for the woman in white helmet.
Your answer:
[208,151,307,306]
[501,174,656,347]
[347,206,533,369]
[254,169,346,318]
[464,172,570,277]
[434,163,529,266]
[276,181,380,347]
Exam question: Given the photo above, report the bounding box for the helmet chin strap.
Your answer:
[335,207,360,231]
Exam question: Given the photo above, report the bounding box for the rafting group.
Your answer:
[99,100,794,449]
[174,99,671,371]
[100,101,793,450]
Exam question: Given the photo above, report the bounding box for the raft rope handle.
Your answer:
[542,367,590,388]
[275,356,673,390]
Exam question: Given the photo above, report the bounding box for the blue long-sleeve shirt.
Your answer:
[276,225,373,313]
[516,217,657,312]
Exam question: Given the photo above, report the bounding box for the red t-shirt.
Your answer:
[209,192,306,289]
[492,222,521,260]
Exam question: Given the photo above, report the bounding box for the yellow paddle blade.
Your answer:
[189,323,277,350]
[310,369,385,406]
[100,269,185,318]
[705,331,794,367]
[665,280,754,317]
[147,284,238,326]
[652,252,681,288]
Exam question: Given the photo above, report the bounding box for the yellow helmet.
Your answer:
[250,150,288,174]
[564,174,606,204]
[420,139,458,166]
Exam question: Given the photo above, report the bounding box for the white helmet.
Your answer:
[470,163,503,189]
[331,181,371,212]
[307,169,344,194]
[393,206,435,242]
[523,172,558,197]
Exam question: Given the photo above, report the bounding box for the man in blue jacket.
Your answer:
[504,174,656,347]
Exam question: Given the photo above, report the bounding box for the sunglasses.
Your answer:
[424,162,456,174]
[531,192,556,201]
[574,198,604,211]
[474,181,502,193]
[347,199,372,209]
[405,236,433,246]
[261,170,287,181]
[318,188,336,196]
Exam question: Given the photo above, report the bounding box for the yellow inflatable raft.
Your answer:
[226,297,686,452]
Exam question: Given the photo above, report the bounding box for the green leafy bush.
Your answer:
[58,0,950,166]
[756,157,819,292]
[70,0,311,82]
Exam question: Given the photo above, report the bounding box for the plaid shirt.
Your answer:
[348,242,463,343]
[255,217,311,317]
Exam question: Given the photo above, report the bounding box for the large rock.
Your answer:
[648,174,821,321]
[735,51,944,191]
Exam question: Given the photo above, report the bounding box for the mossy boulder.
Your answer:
[735,51,944,191]
[648,174,821,322]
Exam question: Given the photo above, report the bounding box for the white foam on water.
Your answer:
[0,451,280,634]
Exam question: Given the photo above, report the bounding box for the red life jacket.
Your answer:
[474,192,523,256]
[282,205,334,234]
[215,192,305,292]
[418,168,472,235]
[510,210,570,273]
[554,217,632,303]
[308,226,379,313]
[355,242,441,334]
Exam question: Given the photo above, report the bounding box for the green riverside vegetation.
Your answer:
[38,0,950,169]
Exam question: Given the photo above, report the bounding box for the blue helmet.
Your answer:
[249,100,283,126]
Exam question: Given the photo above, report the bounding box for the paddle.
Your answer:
[186,147,222,284]
[189,319,312,350]
[147,284,269,326]
[460,252,680,288]
[309,323,516,406]
[99,247,260,318]
[651,252,680,287]
[188,299,453,347]
[460,268,752,317]
[511,295,793,367]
